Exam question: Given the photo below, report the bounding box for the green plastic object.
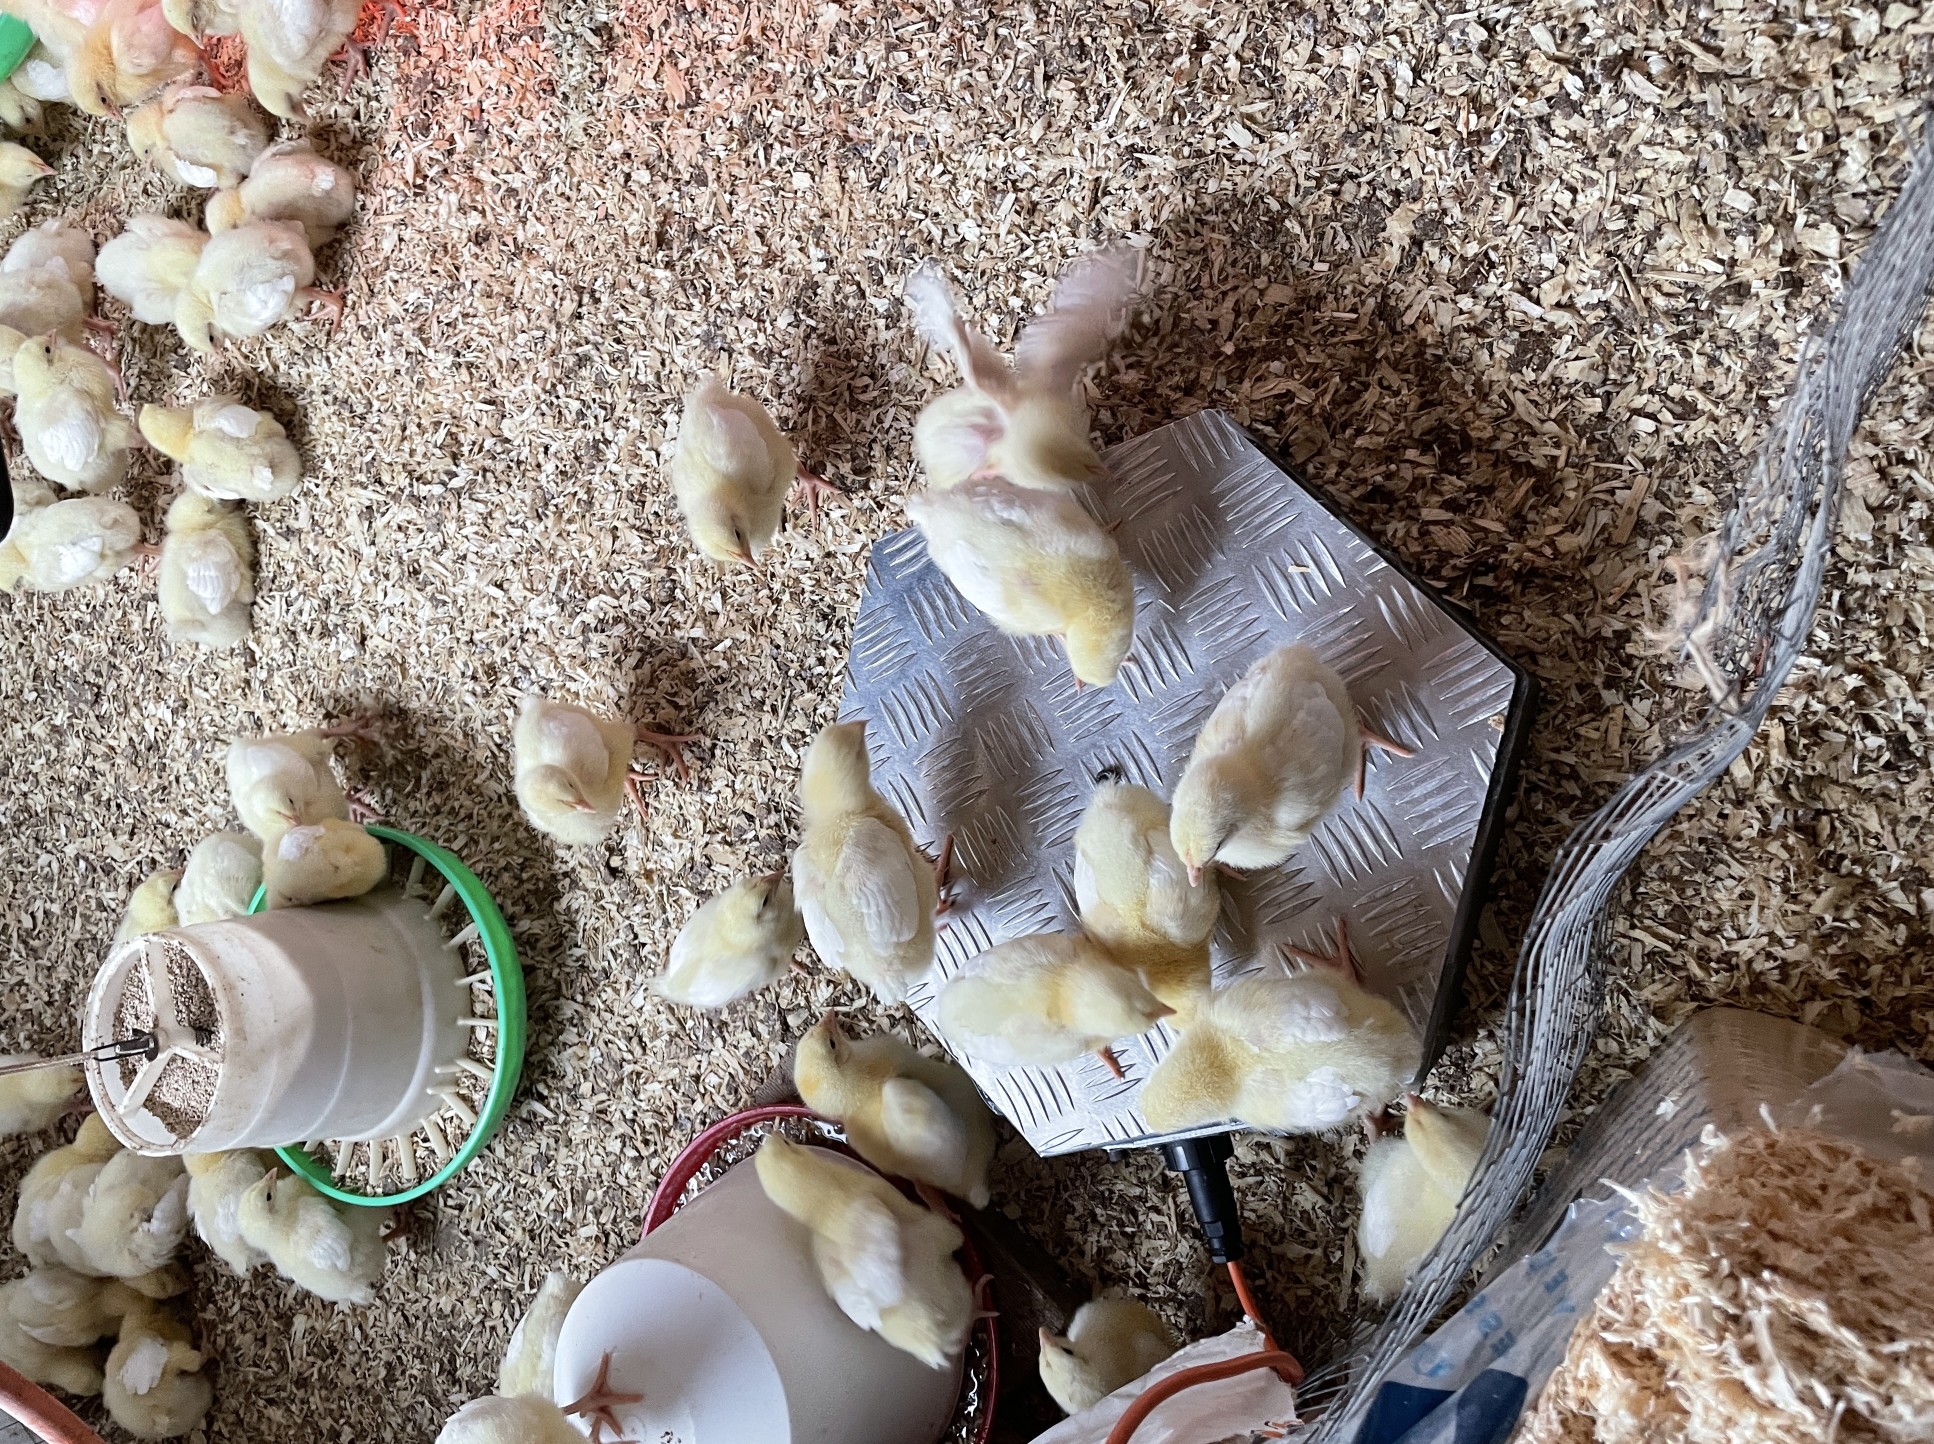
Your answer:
[0,17,34,82]
[247,823,526,1207]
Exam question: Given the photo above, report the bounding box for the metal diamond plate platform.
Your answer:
[841,409,1533,1157]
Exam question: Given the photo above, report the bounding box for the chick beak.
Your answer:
[817,1008,842,1035]
[1037,1326,1054,1350]
[1186,863,1202,887]
[760,869,786,886]
[275,808,301,826]
[28,157,52,178]
[1402,1091,1424,1110]
[1151,1004,1177,1020]
[571,798,598,813]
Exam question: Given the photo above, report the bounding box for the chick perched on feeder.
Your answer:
[439,1281,632,1444]
[263,817,385,907]
[669,372,838,565]
[792,720,945,1006]
[652,872,804,1009]
[1038,1297,1179,1415]
[793,1012,995,1209]
[496,1271,582,1399]
[236,1168,391,1304]
[1357,1094,1491,1303]
[1170,645,1412,885]
[936,930,1170,1076]
[512,692,696,843]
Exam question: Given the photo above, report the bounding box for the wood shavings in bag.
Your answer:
[1518,1126,1934,1444]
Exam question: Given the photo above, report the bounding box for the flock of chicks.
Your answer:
[0,0,360,643]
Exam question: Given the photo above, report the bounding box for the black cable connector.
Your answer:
[1162,1133,1244,1263]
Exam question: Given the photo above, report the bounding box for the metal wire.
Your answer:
[1293,129,1934,1437]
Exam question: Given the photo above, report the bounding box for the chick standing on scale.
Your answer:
[66,0,199,115]
[1038,1297,1179,1414]
[0,142,52,221]
[792,721,945,1006]
[652,872,804,1009]
[113,867,181,943]
[1073,778,1219,1017]
[669,373,836,565]
[98,215,207,326]
[70,1150,190,1280]
[1138,924,1419,1135]
[126,82,269,189]
[102,1304,212,1439]
[14,335,137,495]
[183,1149,270,1274]
[175,218,339,351]
[754,1133,974,1368]
[1357,1095,1490,1303]
[235,1168,391,1303]
[512,692,695,843]
[1170,645,1412,886]
[205,140,356,247]
[793,1012,995,1209]
[903,247,1142,493]
[936,931,1171,1076]
[171,830,262,923]
[157,490,254,648]
[0,493,145,592]
[141,397,302,503]
[263,817,386,906]
[225,723,375,844]
[0,1058,83,1136]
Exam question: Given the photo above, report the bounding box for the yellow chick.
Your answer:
[1073,779,1219,1016]
[98,214,208,326]
[205,139,355,248]
[102,1305,212,1440]
[235,0,361,119]
[437,1396,587,1444]
[670,373,824,565]
[126,82,268,188]
[754,1134,973,1368]
[0,141,53,220]
[176,218,335,351]
[142,398,299,503]
[225,728,353,843]
[1038,1297,1179,1414]
[67,0,199,115]
[4,1267,149,1348]
[511,692,675,844]
[904,476,1134,688]
[13,334,137,495]
[1357,1095,1490,1303]
[904,246,1142,492]
[171,830,261,923]
[183,1149,271,1275]
[793,1012,996,1208]
[12,1114,121,1271]
[0,224,95,344]
[1139,953,1420,1136]
[262,817,386,907]
[0,1058,83,1136]
[70,1150,190,1280]
[0,1291,105,1396]
[496,1270,582,1398]
[236,1167,391,1303]
[935,931,1171,1071]
[0,72,44,129]
[159,0,240,38]
[0,495,144,592]
[1171,645,1411,884]
[113,866,181,944]
[157,489,254,649]
[6,218,96,303]
[652,872,804,1009]
[792,720,939,1005]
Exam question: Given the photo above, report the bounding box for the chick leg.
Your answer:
[334,38,369,88]
[130,541,162,580]
[790,466,844,526]
[300,287,346,333]
[563,1352,644,1444]
[318,718,384,747]
[929,832,956,915]
[1354,721,1414,800]
[1095,1046,1125,1079]
[1282,916,1361,986]
[622,768,657,826]
[634,726,699,783]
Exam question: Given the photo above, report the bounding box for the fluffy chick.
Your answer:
[936,931,1171,1071]
[437,1396,586,1444]
[225,728,351,843]
[0,1059,84,1137]
[183,1149,271,1275]
[158,0,239,37]
[0,1292,104,1396]
[102,1305,212,1440]
[98,214,207,325]
[172,830,262,923]
[1138,963,1419,1135]
[1357,1096,1490,1303]
[176,218,331,351]
[0,141,53,220]
[496,1270,582,1398]
[236,1168,390,1303]
[793,1012,995,1209]
[1038,1298,1179,1415]
[0,494,143,592]
[114,867,181,944]
[142,398,299,502]
[511,693,664,845]
[13,335,137,495]
[670,373,814,565]
[70,1150,190,1280]
[205,139,355,247]
[234,0,362,120]
[754,1134,972,1368]
[793,721,939,1005]
[12,1114,121,1271]
[1073,779,1219,1016]
[5,218,96,305]
[652,872,804,1009]
[67,0,199,114]
[0,72,44,128]
[157,489,253,648]
[904,246,1141,492]
[4,1267,148,1348]
[126,82,267,188]
[262,817,385,907]
[1171,645,1408,882]
[905,475,1134,688]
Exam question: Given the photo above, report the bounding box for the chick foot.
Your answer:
[622,767,657,826]
[130,541,162,580]
[333,38,369,88]
[634,726,699,783]
[1095,1045,1125,1079]
[345,788,384,824]
[301,286,346,332]
[791,467,843,526]
[563,1352,643,1444]
[1354,721,1414,799]
[1282,916,1361,986]
[318,717,384,747]
[929,832,956,915]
